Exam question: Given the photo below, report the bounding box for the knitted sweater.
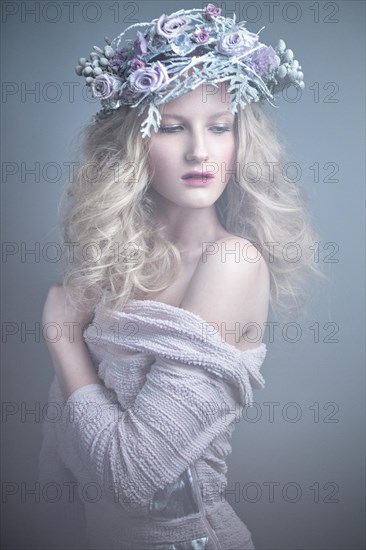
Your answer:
[38,299,267,550]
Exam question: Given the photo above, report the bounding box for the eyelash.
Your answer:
[159,126,232,134]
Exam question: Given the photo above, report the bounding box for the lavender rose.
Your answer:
[129,61,169,94]
[194,28,209,43]
[216,29,259,57]
[110,47,130,72]
[156,14,190,42]
[247,45,278,76]
[134,31,148,56]
[91,74,123,100]
[119,85,139,102]
[204,3,222,20]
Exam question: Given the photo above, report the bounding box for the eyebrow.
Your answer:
[161,111,234,120]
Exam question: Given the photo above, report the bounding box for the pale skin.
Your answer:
[43,83,270,401]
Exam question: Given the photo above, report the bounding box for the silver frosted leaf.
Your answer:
[108,99,123,109]
[171,33,197,56]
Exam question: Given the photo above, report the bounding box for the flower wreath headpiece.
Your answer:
[75,3,304,138]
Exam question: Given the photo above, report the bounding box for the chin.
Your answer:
[171,197,212,208]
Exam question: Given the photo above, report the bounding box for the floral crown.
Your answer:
[75,3,304,138]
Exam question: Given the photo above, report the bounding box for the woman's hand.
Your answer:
[42,283,96,345]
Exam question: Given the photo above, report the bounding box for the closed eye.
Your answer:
[158,126,182,133]
[212,126,232,133]
[159,126,232,134]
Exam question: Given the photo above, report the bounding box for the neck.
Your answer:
[151,193,226,256]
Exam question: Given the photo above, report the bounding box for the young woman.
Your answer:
[39,5,324,550]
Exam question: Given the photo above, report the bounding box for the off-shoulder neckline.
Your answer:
[119,299,267,355]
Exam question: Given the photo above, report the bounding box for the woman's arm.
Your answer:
[53,353,239,512]
[48,337,102,401]
[42,285,245,512]
[43,284,102,400]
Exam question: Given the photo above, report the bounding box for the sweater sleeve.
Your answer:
[58,356,242,511]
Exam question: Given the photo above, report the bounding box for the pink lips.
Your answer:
[181,171,214,187]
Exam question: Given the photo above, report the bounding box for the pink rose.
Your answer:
[204,3,222,21]
[194,28,210,44]
[131,59,146,71]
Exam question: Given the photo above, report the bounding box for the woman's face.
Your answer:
[147,83,237,210]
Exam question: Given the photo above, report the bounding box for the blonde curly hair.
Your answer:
[57,99,327,321]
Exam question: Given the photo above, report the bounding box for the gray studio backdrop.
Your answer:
[1,1,365,549]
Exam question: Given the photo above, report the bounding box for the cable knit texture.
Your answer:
[38,299,267,550]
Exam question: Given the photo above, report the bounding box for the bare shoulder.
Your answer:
[180,236,270,351]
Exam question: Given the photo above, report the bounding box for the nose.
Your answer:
[185,128,209,162]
